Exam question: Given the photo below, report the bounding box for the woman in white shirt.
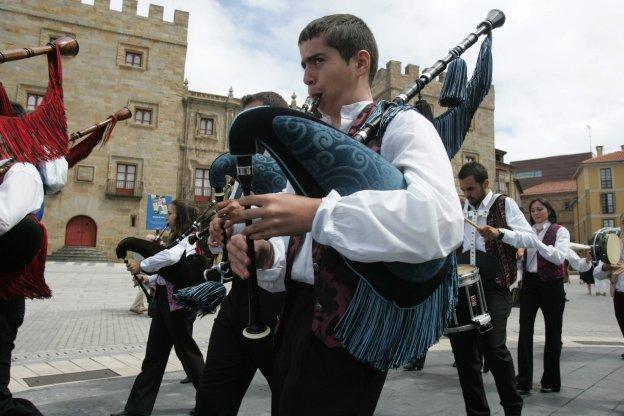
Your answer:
[112,201,205,416]
[517,198,570,395]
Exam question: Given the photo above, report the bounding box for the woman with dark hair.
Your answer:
[111,200,205,416]
[516,198,570,395]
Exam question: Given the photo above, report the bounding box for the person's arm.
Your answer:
[566,249,592,273]
[496,198,538,248]
[593,260,610,280]
[0,163,44,236]
[38,157,68,194]
[140,238,187,274]
[311,110,464,263]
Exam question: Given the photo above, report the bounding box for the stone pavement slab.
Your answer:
[9,263,624,415]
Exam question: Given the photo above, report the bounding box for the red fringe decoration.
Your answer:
[0,83,14,117]
[0,44,68,164]
[67,114,119,168]
[0,217,51,300]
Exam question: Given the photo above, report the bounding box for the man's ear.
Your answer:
[354,50,371,77]
[483,179,490,190]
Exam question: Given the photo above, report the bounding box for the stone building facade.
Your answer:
[0,0,239,259]
[1,0,496,259]
[371,60,496,187]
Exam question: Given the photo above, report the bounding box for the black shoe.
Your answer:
[111,411,142,416]
[180,376,192,384]
[540,387,560,393]
[403,361,424,371]
[189,409,196,416]
[621,353,624,360]
[517,388,531,395]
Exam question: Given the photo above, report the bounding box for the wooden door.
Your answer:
[65,216,97,247]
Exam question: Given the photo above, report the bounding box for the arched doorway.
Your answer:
[65,216,97,247]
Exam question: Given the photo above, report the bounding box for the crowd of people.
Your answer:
[1,11,623,416]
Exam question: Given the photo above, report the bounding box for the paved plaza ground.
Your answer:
[9,262,624,415]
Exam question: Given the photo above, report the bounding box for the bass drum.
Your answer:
[591,227,621,265]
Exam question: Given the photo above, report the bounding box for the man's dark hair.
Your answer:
[240,91,288,109]
[10,101,25,117]
[299,14,378,86]
[458,162,489,184]
[528,198,558,225]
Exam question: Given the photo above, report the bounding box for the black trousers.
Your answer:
[125,286,204,416]
[614,291,624,338]
[272,281,387,416]
[0,297,41,416]
[449,280,522,416]
[195,280,285,416]
[516,273,565,391]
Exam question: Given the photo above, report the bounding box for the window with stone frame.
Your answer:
[26,92,44,110]
[603,218,616,228]
[125,51,143,68]
[116,163,136,196]
[198,117,214,135]
[134,108,152,125]
[194,168,211,202]
[463,152,479,164]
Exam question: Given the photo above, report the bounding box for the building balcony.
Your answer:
[105,179,143,199]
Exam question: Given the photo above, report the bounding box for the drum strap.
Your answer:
[466,193,501,266]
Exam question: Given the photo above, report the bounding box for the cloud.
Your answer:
[131,0,623,162]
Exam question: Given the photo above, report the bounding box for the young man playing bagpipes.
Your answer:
[221,14,464,415]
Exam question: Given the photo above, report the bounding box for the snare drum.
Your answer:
[446,264,492,334]
[591,227,621,265]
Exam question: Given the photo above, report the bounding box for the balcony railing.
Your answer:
[105,179,143,199]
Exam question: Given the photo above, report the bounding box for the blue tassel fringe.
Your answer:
[439,58,468,107]
[174,281,226,317]
[334,254,458,371]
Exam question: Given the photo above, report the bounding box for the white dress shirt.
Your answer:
[264,101,464,285]
[462,190,536,254]
[141,237,196,286]
[524,221,570,273]
[0,161,44,236]
[38,157,68,194]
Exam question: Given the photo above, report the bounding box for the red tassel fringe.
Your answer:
[67,114,119,168]
[0,217,51,300]
[0,45,68,164]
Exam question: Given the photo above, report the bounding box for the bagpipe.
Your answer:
[0,36,129,299]
[174,151,287,318]
[115,201,225,291]
[0,37,79,300]
[227,10,505,369]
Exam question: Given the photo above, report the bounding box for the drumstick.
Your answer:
[464,217,479,229]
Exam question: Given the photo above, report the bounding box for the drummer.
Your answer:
[593,212,624,359]
[453,162,536,416]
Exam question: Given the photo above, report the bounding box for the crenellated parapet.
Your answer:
[0,0,188,46]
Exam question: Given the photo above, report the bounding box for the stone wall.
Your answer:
[371,60,496,188]
[0,0,188,258]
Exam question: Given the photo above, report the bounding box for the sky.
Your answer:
[105,0,624,163]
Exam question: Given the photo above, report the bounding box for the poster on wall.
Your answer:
[146,194,172,231]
